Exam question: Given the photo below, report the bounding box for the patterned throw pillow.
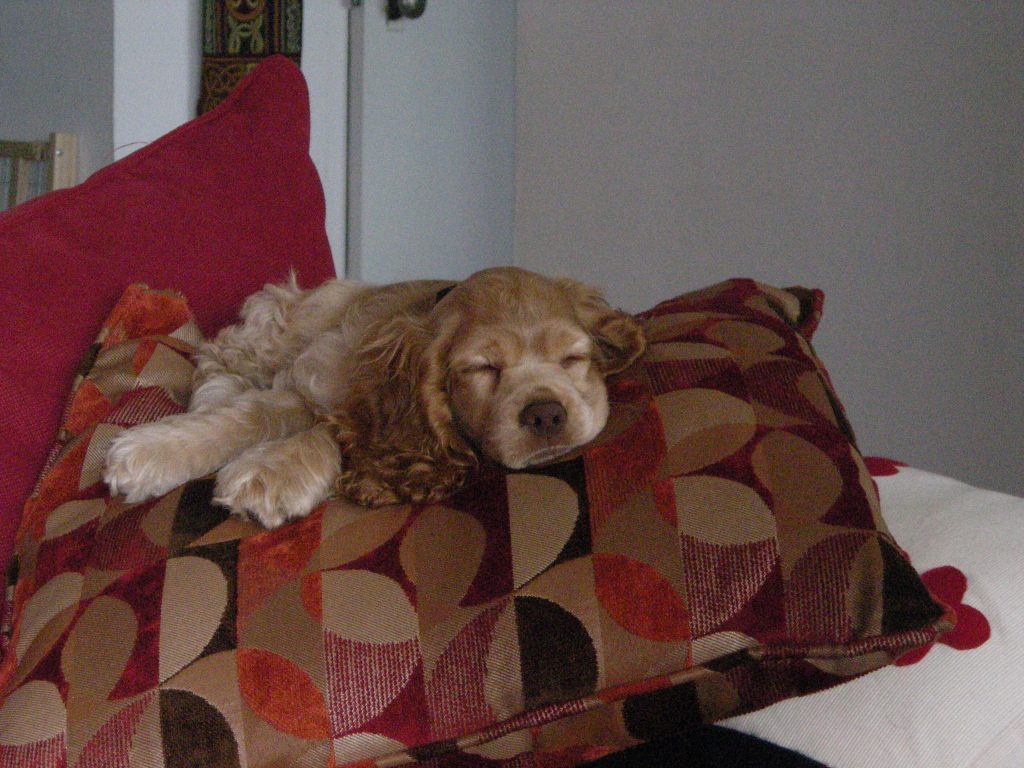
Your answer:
[0,281,951,767]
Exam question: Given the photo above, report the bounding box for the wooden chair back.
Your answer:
[0,132,77,211]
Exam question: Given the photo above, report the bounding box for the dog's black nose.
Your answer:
[519,400,567,438]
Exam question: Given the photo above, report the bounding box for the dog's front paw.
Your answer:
[213,438,339,528]
[104,425,196,503]
[342,476,402,508]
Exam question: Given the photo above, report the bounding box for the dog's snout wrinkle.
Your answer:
[519,400,567,438]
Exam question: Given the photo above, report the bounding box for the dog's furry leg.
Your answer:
[104,388,314,503]
[213,423,340,528]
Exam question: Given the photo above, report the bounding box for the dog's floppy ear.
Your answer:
[558,278,646,375]
[418,314,477,462]
[331,312,475,506]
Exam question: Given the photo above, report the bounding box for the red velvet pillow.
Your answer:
[0,56,335,579]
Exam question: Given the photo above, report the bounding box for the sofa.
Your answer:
[1,56,1020,768]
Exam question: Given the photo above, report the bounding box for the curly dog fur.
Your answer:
[104,267,645,527]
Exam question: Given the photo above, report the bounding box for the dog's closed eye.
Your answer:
[460,359,503,380]
[560,354,589,369]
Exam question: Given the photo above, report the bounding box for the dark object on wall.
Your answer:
[198,0,303,115]
[387,0,427,21]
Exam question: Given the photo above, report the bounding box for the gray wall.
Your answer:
[348,0,516,283]
[515,2,1023,495]
[0,0,114,181]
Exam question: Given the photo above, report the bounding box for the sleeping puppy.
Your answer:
[104,266,645,527]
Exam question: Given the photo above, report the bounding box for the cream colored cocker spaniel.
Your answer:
[104,267,645,527]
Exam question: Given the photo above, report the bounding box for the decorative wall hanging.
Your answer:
[198,0,303,115]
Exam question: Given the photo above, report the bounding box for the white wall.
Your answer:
[346,0,516,283]
[112,1,201,162]
[302,1,349,273]
[515,2,1024,495]
[0,0,114,181]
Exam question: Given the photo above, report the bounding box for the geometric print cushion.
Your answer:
[0,281,952,767]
